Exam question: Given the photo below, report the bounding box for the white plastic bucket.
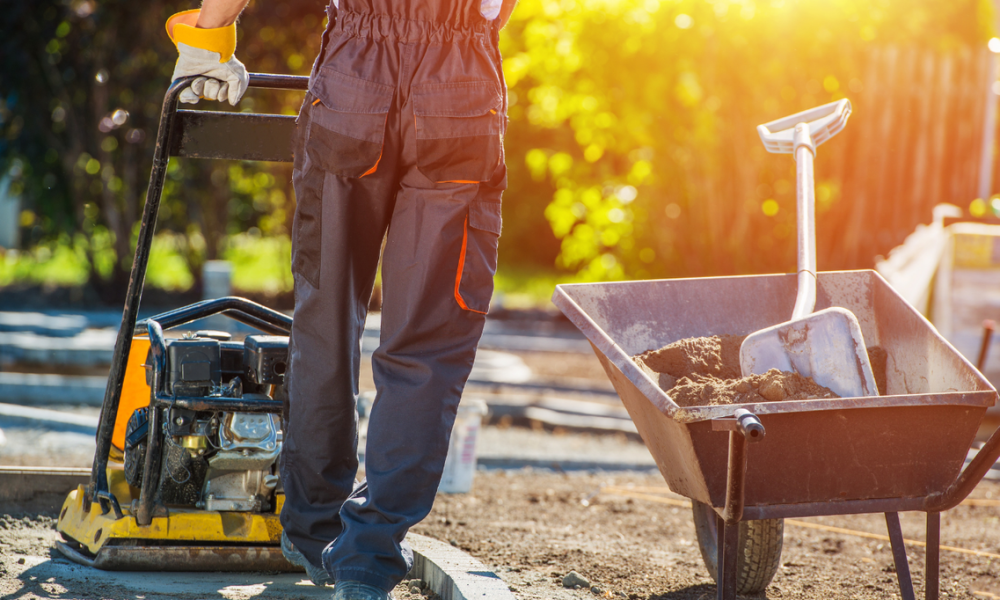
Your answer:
[438,399,487,494]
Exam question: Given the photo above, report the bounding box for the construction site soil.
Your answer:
[634,335,891,406]
[2,470,1000,600]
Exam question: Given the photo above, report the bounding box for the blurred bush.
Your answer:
[0,0,324,302]
[0,0,993,303]
[500,0,993,281]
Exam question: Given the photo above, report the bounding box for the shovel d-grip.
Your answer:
[711,409,765,600]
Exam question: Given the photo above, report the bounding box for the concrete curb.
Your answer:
[407,533,516,600]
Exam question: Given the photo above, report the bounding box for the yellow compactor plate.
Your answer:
[56,463,293,572]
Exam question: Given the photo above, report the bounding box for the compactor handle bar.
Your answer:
[87,73,308,516]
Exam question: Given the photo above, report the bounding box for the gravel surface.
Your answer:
[2,468,1000,599]
[477,426,653,467]
[415,471,1000,600]
[4,341,1000,599]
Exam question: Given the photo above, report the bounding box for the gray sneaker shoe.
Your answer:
[332,580,392,600]
[281,531,334,586]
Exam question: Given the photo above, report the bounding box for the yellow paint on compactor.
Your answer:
[57,463,284,555]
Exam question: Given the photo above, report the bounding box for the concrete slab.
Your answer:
[1,553,332,600]
[0,533,513,600]
[0,312,88,337]
[0,402,99,431]
[0,328,116,367]
[0,372,106,406]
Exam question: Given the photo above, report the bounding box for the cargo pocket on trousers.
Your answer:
[307,69,394,178]
[413,81,503,183]
[291,165,324,289]
[455,201,502,314]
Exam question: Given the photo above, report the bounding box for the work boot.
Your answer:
[332,580,392,600]
[281,531,334,586]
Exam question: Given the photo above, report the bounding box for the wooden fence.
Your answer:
[818,46,992,269]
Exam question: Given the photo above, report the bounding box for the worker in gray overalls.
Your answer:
[166,0,516,598]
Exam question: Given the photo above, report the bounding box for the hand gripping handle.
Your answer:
[757,98,852,155]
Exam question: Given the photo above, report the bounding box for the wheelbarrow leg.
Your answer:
[716,516,739,600]
[925,512,940,600]
[715,513,724,598]
[885,512,916,600]
[711,410,766,600]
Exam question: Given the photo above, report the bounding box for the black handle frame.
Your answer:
[86,73,308,519]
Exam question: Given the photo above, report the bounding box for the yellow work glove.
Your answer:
[165,10,249,105]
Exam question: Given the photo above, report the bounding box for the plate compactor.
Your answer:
[56,73,312,571]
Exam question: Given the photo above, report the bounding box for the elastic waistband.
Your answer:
[333,11,493,44]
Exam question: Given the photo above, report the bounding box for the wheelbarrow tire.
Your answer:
[691,500,784,594]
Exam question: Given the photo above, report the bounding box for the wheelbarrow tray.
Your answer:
[553,270,997,520]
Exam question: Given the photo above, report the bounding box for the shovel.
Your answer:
[740,99,879,399]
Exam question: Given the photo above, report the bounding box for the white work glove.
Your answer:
[166,9,249,106]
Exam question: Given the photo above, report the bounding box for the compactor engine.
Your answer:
[123,332,288,513]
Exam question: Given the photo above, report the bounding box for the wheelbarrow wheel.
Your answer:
[691,500,784,594]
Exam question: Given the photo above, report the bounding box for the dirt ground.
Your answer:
[413,471,1000,600]
[3,469,999,600]
[4,344,1000,599]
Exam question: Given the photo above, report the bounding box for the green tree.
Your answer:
[499,0,993,280]
[0,0,324,302]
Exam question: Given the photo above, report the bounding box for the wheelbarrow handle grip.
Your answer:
[734,409,765,442]
[757,98,852,155]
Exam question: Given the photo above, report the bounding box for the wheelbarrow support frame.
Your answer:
[712,404,1000,600]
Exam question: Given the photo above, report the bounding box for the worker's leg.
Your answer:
[323,184,503,592]
[322,38,506,587]
[280,53,402,567]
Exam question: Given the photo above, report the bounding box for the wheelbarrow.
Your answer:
[552,142,1000,600]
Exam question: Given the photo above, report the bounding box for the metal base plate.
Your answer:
[55,539,298,572]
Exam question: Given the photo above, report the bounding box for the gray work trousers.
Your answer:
[278,7,506,593]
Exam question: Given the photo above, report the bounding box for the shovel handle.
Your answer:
[757,99,852,155]
[756,100,852,320]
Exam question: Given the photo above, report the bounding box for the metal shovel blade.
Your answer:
[740,307,879,399]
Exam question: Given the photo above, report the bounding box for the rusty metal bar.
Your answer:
[712,410,767,600]
[744,496,928,520]
[723,431,748,523]
[713,409,765,523]
[977,320,994,371]
[719,521,739,600]
[926,512,940,600]
[885,512,916,600]
[715,514,724,600]
[925,420,1000,512]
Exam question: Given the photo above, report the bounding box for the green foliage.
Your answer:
[0,0,324,300]
[494,265,583,308]
[223,232,293,294]
[500,0,993,280]
[2,0,994,301]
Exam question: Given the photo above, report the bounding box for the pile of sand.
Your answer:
[634,334,839,407]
